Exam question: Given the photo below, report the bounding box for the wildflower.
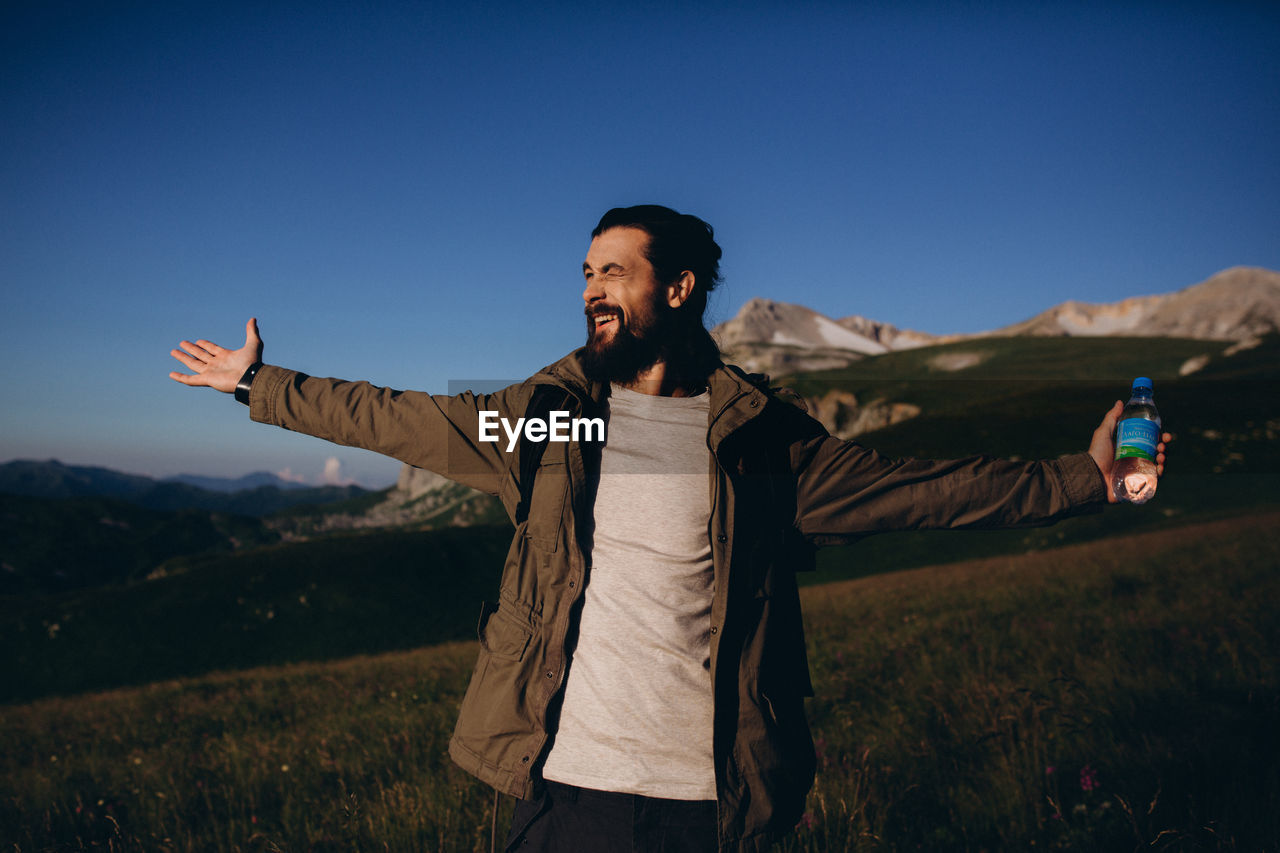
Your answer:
[1079,764,1099,793]
[798,812,815,830]
[281,764,290,772]
[1045,765,1055,775]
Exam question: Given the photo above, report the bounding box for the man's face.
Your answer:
[580,226,672,383]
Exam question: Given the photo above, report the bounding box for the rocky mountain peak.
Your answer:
[711,266,1279,376]
[992,266,1280,340]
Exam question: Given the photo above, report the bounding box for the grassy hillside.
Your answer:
[3,511,1275,851]
[0,494,279,595]
[1,525,509,703]
[267,480,508,536]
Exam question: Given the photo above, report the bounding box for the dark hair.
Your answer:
[591,205,723,320]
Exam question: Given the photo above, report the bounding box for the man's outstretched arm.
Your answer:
[793,402,1174,539]
[169,317,263,393]
[167,318,529,500]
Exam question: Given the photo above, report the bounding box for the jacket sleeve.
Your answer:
[247,364,530,496]
[791,428,1108,544]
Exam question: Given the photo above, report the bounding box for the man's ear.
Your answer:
[666,271,695,308]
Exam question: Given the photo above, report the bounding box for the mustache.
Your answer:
[585,304,623,318]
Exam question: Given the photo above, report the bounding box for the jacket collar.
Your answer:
[530,349,772,451]
[528,349,605,407]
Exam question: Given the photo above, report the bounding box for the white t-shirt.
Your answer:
[540,383,716,800]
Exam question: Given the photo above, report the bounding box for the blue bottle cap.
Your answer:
[1132,376,1152,390]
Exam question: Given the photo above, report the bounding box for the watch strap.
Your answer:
[234,362,263,406]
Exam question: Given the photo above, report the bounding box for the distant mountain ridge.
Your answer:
[713,266,1280,374]
[163,471,310,493]
[991,266,1280,340]
[0,459,367,516]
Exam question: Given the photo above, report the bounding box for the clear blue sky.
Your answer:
[3,1,1277,488]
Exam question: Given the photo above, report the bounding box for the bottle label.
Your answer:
[1115,417,1159,461]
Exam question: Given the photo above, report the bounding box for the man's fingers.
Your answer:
[168,367,214,386]
[171,348,207,373]
[177,340,213,362]
[196,338,228,357]
[1154,433,1171,478]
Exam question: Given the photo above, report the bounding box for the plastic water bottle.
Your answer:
[1112,377,1162,504]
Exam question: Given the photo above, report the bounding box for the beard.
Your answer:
[580,299,672,385]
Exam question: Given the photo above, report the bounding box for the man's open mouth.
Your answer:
[592,312,620,328]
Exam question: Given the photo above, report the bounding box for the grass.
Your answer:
[788,511,1280,850]
[1,526,508,703]
[3,510,1277,851]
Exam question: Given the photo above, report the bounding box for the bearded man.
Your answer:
[170,205,1169,853]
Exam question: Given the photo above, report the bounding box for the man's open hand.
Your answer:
[1089,400,1172,503]
[169,318,263,393]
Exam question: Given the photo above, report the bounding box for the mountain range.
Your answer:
[0,459,367,516]
[711,266,1280,375]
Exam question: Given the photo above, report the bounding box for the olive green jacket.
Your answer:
[249,350,1106,852]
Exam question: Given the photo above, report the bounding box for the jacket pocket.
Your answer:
[478,600,533,662]
[523,460,568,553]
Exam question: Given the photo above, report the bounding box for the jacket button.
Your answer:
[717,534,727,543]
[546,671,554,679]
[522,755,530,763]
[710,626,718,635]
[568,580,575,588]
[750,399,759,408]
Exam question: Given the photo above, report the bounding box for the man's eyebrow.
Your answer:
[582,261,625,274]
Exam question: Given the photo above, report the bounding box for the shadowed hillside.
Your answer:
[3,512,1275,851]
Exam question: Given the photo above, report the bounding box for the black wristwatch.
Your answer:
[234,362,263,406]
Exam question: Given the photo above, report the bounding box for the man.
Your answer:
[170,205,1169,852]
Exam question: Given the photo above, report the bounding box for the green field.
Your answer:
[3,511,1276,851]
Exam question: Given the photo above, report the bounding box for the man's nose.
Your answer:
[582,278,605,304]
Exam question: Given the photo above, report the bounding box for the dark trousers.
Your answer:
[504,780,718,852]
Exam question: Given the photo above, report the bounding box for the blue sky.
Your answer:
[2,1,1277,488]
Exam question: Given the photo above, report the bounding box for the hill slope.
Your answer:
[3,511,1275,850]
